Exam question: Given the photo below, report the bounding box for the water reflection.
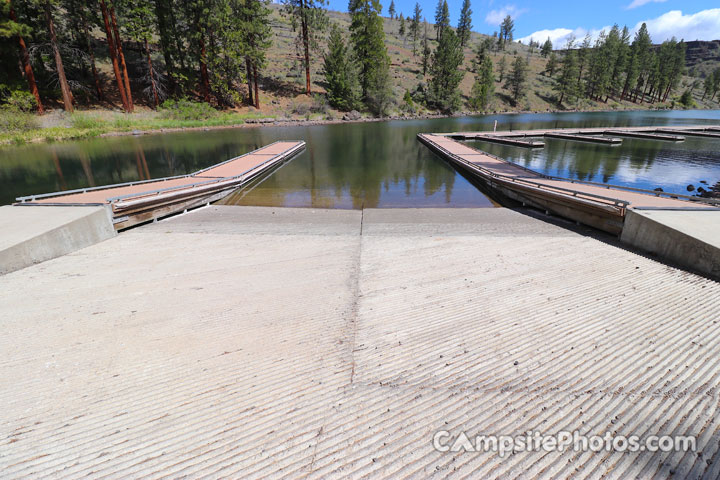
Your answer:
[1,109,719,206]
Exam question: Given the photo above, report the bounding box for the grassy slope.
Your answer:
[2,5,718,146]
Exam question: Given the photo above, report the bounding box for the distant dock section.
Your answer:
[448,124,720,148]
[15,141,305,230]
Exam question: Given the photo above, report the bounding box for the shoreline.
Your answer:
[2,105,714,147]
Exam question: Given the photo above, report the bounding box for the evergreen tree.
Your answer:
[504,56,527,106]
[545,52,558,77]
[388,0,395,19]
[239,0,273,108]
[348,0,392,115]
[398,13,405,37]
[469,55,493,111]
[421,20,431,76]
[497,55,507,82]
[555,49,579,106]
[540,37,552,57]
[2,0,44,111]
[433,0,449,41]
[323,23,360,110]
[500,15,513,45]
[456,0,472,47]
[409,2,421,56]
[283,0,327,95]
[631,23,652,102]
[428,27,464,112]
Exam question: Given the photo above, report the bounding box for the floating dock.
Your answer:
[604,130,685,141]
[450,133,545,148]
[15,141,305,230]
[443,124,720,148]
[544,132,622,144]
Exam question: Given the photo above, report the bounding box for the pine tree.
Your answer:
[555,49,579,106]
[433,0,449,41]
[500,15,513,46]
[469,55,493,111]
[429,28,464,112]
[388,0,395,19]
[43,0,73,112]
[283,0,327,95]
[540,37,552,57]
[409,2,421,56]
[504,56,527,106]
[399,13,405,37]
[240,0,273,108]
[348,0,392,115]
[323,23,360,110]
[2,0,44,112]
[545,52,558,77]
[421,20,431,76]
[497,55,507,82]
[456,0,472,47]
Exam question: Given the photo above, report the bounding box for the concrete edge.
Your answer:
[620,209,720,280]
[1,206,117,275]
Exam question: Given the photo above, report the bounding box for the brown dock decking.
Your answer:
[544,132,622,144]
[418,133,718,235]
[15,141,305,229]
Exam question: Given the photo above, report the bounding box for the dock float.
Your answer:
[544,132,622,144]
[604,130,685,141]
[655,129,720,138]
[451,133,545,148]
[15,141,305,230]
[418,132,720,277]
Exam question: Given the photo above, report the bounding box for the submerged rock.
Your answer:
[687,184,695,192]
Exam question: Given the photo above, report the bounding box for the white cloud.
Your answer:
[485,5,527,26]
[638,9,720,41]
[626,0,667,10]
[518,8,720,48]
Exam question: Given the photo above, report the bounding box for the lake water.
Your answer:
[1,109,719,207]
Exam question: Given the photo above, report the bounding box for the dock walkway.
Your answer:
[15,141,305,229]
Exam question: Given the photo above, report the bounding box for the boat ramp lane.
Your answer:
[418,132,720,279]
[1,141,304,275]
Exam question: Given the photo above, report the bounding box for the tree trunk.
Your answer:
[253,63,259,109]
[8,1,43,113]
[44,1,73,112]
[145,39,160,108]
[110,6,133,112]
[199,35,210,102]
[80,8,103,101]
[245,57,254,106]
[300,0,311,95]
[99,0,128,111]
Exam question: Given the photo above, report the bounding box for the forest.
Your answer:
[1,0,719,132]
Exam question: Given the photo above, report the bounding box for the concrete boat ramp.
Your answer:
[2,206,720,479]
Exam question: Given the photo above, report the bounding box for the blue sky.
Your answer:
[321,0,720,45]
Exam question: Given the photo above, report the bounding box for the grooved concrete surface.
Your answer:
[2,206,720,479]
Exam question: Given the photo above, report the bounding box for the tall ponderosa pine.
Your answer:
[456,0,471,47]
[409,2,421,56]
[283,0,327,95]
[555,48,579,106]
[428,28,464,112]
[43,0,73,112]
[398,13,405,37]
[497,55,507,82]
[387,0,394,19]
[3,0,44,112]
[469,55,493,111]
[238,0,272,108]
[323,23,359,110]
[545,52,558,77]
[421,19,430,76]
[504,56,527,106]
[348,0,392,115]
[433,0,449,41]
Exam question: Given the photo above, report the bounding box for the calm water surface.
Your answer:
[1,109,719,207]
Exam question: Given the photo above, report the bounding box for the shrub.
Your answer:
[0,106,38,133]
[291,100,310,116]
[3,90,37,112]
[70,112,104,129]
[678,90,697,109]
[160,98,218,121]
